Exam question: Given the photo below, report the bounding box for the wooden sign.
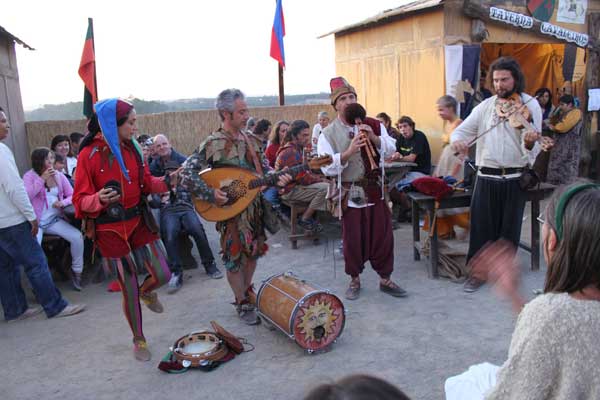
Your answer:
[463,0,598,51]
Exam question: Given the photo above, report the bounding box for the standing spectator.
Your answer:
[51,135,77,179]
[535,87,555,130]
[428,95,469,239]
[264,120,289,168]
[376,112,401,141]
[0,106,85,322]
[311,111,330,148]
[23,148,85,290]
[547,94,583,186]
[69,132,85,156]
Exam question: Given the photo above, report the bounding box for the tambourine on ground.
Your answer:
[248,271,346,354]
[166,321,245,371]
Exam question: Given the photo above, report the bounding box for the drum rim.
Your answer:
[290,291,346,350]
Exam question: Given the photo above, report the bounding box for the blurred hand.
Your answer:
[41,168,55,181]
[30,219,39,237]
[523,130,540,147]
[52,200,65,209]
[168,168,182,188]
[98,188,120,205]
[214,188,228,206]
[451,140,469,154]
[539,136,554,152]
[470,240,524,310]
[347,133,366,156]
[277,173,293,187]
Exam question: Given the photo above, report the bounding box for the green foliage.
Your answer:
[25,94,330,122]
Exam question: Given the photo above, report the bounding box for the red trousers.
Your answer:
[341,199,394,279]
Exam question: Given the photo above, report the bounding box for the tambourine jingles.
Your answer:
[171,321,244,368]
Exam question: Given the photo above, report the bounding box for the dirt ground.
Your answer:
[0,210,545,400]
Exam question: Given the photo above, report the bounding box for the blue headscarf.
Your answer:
[95,98,133,181]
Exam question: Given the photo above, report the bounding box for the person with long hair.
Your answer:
[51,134,77,179]
[72,99,172,361]
[23,148,85,290]
[446,181,600,399]
[451,57,544,293]
[265,120,289,168]
[534,87,555,126]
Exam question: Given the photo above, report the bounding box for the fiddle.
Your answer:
[495,93,532,129]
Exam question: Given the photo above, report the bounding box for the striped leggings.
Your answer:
[102,240,171,341]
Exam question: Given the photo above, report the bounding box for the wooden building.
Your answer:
[0,26,33,173]
[321,0,600,171]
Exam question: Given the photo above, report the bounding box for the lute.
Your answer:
[193,155,332,222]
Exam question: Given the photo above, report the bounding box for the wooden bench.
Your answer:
[281,200,320,249]
[408,182,555,278]
[41,234,72,281]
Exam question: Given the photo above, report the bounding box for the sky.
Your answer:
[3,0,407,110]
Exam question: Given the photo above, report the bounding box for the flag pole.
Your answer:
[278,64,284,106]
[89,18,98,101]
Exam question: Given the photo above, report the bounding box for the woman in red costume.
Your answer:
[73,99,171,361]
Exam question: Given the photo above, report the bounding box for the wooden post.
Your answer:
[583,13,600,179]
[278,64,285,106]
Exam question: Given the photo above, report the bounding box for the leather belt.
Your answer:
[96,205,141,225]
[479,167,524,176]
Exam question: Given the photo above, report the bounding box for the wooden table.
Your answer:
[408,182,555,279]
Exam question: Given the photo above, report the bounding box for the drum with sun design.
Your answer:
[252,272,345,352]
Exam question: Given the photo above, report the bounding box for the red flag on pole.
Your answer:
[79,18,98,118]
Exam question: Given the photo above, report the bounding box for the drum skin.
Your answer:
[256,273,345,351]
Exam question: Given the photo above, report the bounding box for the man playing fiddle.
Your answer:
[451,57,547,293]
[317,77,407,300]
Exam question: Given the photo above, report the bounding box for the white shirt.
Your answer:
[451,93,542,179]
[66,156,77,177]
[0,143,36,228]
[317,118,396,208]
[311,123,323,147]
[40,186,60,227]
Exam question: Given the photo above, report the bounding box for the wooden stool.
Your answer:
[41,234,72,281]
[282,200,320,249]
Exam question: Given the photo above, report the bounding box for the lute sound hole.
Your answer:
[222,180,248,206]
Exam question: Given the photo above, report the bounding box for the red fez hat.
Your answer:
[330,77,356,106]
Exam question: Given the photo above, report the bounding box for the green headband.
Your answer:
[555,183,600,240]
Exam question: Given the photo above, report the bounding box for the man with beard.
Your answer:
[317,77,407,301]
[451,57,543,293]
